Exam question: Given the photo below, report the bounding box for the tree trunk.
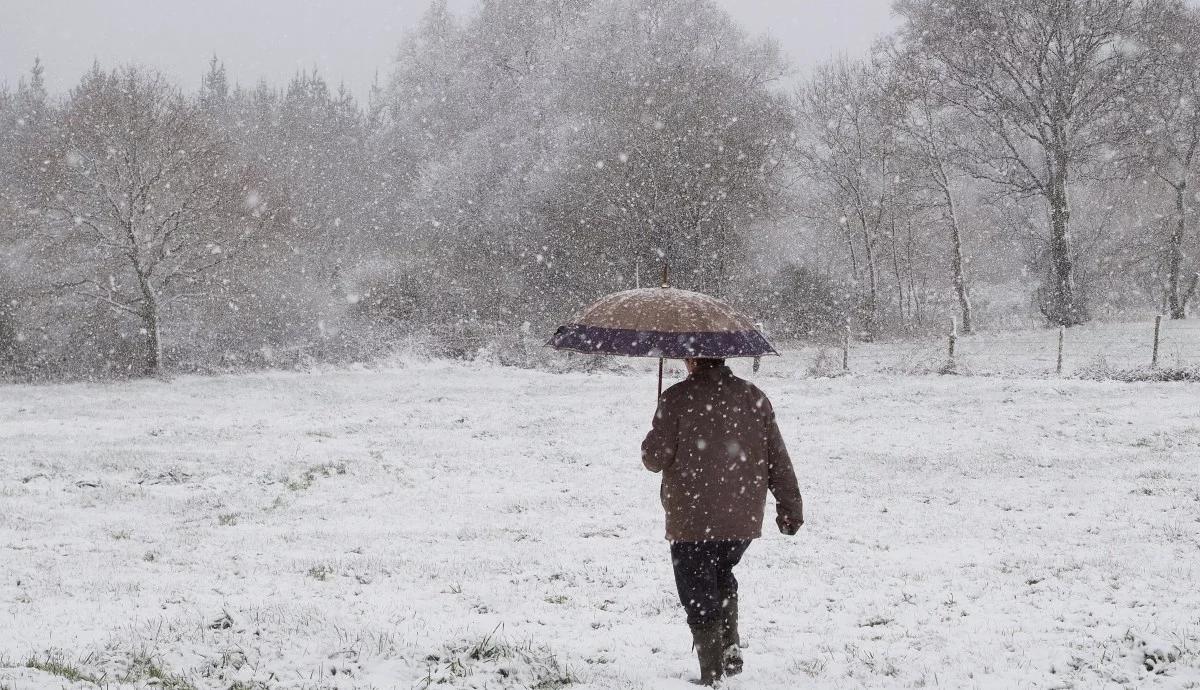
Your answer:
[143,301,163,376]
[859,215,879,340]
[136,274,163,376]
[841,219,859,280]
[1043,167,1087,326]
[1167,182,1188,319]
[1184,273,1199,317]
[132,249,162,375]
[889,217,906,328]
[121,215,163,376]
[943,187,974,334]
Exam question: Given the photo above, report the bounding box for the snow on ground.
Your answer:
[2,359,1200,688]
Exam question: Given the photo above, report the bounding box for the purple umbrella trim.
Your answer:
[547,323,778,359]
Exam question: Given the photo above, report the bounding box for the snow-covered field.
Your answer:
[3,360,1200,688]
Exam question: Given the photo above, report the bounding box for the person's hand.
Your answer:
[777,511,803,536]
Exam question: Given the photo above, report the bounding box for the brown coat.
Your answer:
[641,363,803,542]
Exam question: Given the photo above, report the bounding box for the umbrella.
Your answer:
[547,269,777,396]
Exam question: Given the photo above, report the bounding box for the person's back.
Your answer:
[641,358,803,686]
[642,361,802,541]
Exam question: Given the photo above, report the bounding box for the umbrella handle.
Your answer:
[657,358,664,399]
[657,261,668,400]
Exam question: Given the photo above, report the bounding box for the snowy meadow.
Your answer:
[3,360,1200,688]
[5,0,1200,686]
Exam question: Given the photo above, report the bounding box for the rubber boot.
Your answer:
[689,623,726,686]
[721,595,743,676]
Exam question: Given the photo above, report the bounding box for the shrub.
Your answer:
[1076,363,1200,382]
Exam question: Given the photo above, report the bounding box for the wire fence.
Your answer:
[554,317,1200,381]
[766,317,1200,378]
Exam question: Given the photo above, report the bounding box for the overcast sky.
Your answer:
[0,0,898,98]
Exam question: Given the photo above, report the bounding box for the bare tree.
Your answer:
[1126,2,1200,318]
[793,58,903,338]
[890,49,977,333]
[37,65,269,375]
[896,0,1165,326]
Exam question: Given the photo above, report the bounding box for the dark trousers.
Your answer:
[670,540,751,627]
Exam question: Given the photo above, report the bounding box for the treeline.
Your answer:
[1,0,1198,381]
[792,0,1200,336]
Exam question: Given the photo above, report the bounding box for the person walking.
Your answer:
[641,357,804,686]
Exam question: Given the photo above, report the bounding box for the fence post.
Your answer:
[1151,314,1163,369]
[842,321,851,372]
[1056,326,1065,376]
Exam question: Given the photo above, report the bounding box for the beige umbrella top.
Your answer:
[570,287,760,334]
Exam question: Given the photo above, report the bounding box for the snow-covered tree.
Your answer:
[896,0,1168,326]
[36,65,270,375]
[792,58,902,338]
[377,0,793,336]
[890,47,978,333]
[1123,1,1200,318]
[0,60,55,374]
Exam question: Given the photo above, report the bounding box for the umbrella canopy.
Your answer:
[547,287,777,359]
